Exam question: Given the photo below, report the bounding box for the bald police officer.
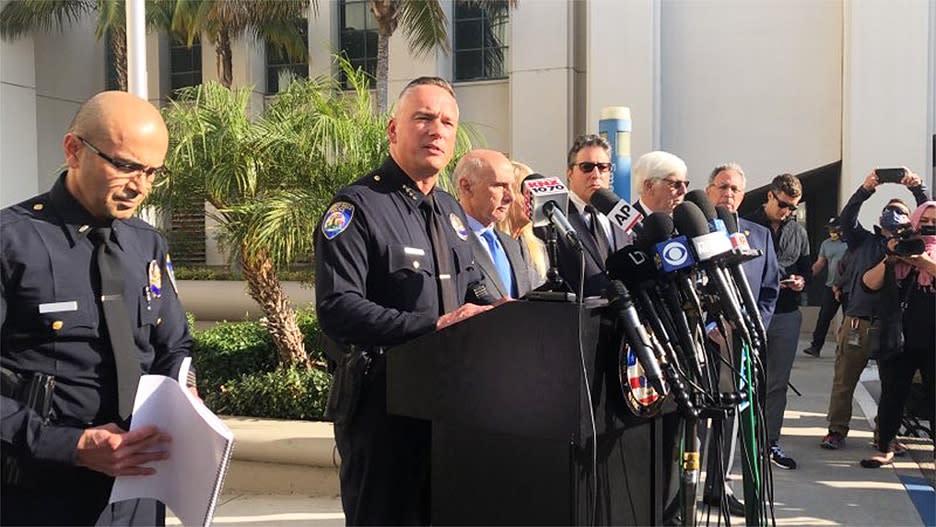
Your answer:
[1,91,193,525]
[315,77,493,525]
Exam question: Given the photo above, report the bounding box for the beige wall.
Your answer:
[3,0,934,255]
[0,16,38,206]
[842,0,935,228]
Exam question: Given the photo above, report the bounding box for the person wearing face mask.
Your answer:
[1,91,194,526]
[819,168,928,452]
[858,201,936,468]
[802,217,848,358]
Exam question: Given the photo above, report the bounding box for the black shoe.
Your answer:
[770,443,797,469]
[802,346,820,357]
[702,494,745,516]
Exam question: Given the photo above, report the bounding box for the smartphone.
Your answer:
[875,168,906,184]
[779,277,797,286]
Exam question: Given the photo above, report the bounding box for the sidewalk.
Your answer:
[173,336,933,526]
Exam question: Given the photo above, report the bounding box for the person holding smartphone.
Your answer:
[819,167,928,452]
[744,174,811,470]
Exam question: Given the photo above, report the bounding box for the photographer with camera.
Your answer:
[858,200,935,467]
[820,168,929,451]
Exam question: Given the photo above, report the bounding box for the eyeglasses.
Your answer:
[572,161,614,174]
[770,191,799,211]
[713,183,743,194]
[661,178,690,190]
[78,136,166,182]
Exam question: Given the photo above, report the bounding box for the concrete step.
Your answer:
[222,417,339,496]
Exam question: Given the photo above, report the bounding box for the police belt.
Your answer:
[1,367,56,488]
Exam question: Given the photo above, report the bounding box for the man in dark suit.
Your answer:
[454,149,533,299]
[556,134,621,297]
[701,162,780,516]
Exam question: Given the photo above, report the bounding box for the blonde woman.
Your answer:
[497,161,548,288]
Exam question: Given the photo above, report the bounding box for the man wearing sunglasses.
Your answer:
[557,134,619,297]
[631,150,689,218]
[1,91,193,526]
[744,173,810,470]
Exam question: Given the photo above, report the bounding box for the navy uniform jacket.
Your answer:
[1,174,191,484]
[315,157,484,351]
[738,217,780,328]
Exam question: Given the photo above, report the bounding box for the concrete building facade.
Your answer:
[2,0,934,258]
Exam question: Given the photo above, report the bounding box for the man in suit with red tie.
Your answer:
[454,150,533,299]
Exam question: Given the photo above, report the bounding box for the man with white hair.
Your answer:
[631,150,689,217]
[454,149,532,299]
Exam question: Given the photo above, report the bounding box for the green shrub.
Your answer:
[191,309,333,420]
[193,320,278,398]
[207,365,332,420]
[174,265,313,282]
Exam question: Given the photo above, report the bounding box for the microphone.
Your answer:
[605,280,667,396]
[589,188,644,237]
[715,205,768,350]
[522,174,581,251]
[685,189,726,234]
[673,201,753,347]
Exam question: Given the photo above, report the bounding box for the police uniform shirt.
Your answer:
[1,173,192,467]
[315,157,483,349]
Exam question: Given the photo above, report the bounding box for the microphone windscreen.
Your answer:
[716,205,740,234]
[522,173,545,187]
[635,213,674,250]
[684,189,718,221]
[673,201,710,238]
[589,188,620,216]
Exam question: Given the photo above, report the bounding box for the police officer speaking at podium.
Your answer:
[1,91,194,525]
[315,77,495,525]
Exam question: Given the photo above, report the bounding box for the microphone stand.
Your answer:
[528,225,576,301]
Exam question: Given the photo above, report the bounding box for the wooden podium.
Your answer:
[387,301,666,525]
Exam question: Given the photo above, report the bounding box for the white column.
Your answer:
[126,0,147,99]
[842,0,934,226]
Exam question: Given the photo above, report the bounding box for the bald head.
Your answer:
[63,91,169,221]
[455,149,514,227]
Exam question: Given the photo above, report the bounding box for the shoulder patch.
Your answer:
[148,259,162,298]
[322,201,355,240]
[449,213,469,241]
[164,253,179,295]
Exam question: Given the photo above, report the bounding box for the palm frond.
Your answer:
[1,0,95,40]
[398,0,449,57]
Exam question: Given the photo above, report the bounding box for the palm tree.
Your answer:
[0,0,172,91]
[368,0,516,113]
[152,57,481,368]
[169,0,313,89]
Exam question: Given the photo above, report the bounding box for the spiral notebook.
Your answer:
[109,358,235,526]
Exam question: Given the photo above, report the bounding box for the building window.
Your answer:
[169,36,202,93]
[453,0,509,82]
[339,0,377,88]
[266,19,309,94]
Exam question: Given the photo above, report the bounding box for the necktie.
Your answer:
[481,229,515,297]
[420,194,459,315]
[585,205,611,260]
[90,227,141,420]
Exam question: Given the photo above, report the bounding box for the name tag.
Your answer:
[38,301,78,314]
[404,247,426,256]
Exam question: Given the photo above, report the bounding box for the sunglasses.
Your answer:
[572,161,614,174]
[78,136,167,181]
[661,178,690,190]
[770,191,798,211]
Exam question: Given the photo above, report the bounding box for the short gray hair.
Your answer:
[633,150,687,189]
[453,153,486,198]
[708,162,746,187]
